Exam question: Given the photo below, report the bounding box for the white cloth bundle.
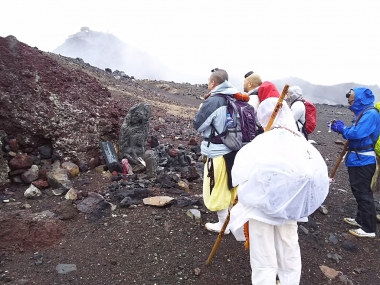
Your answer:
[230,98,329,232]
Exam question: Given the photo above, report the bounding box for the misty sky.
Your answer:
[1,0,380,88]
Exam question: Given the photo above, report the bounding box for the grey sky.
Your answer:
[1,0,379,88]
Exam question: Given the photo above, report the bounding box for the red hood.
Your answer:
[258,81,280,102]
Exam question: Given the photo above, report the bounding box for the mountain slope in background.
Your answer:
[53,27,182,82]
[54,28,380,106]
[271,77,380,105]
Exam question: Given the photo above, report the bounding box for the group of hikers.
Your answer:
[193,68,380,285]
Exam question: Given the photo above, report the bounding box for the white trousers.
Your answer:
[249,219,301,285]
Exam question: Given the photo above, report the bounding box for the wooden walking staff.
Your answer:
[206,84,290,266]
[329,140,349,179]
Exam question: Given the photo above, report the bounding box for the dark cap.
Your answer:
[346,89,353,98]
[244,71,254,78]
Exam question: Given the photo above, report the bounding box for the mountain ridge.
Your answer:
[53,27,380,106]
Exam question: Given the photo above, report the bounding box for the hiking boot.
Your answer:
[205,209,230,234]
[349,228,375,238]
[205,222,230,234]
[343,218,361,227]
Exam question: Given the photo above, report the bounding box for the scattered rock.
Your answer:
[328,233,339,244]
[341,240,358,252]
[47,163,72,190]
[9,154,33,170]
[327,252,342,263]
[62,162,80,178]
[318,205,328,215]
[77,192,107,214]
[24,184,42,198]
[56,264,77,274]
[299,225,309,235]
[54,200,78,220]
[186,209,201,221]
[21,165,39,184]
[52,188,67,196]
[143,196,174,207]
[319,265,341,279]
[194,267,201,276]
[32,179,50,189]
[178,180,190,192]
[65,188,78,200]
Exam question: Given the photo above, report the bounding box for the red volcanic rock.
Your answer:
[87,156,101,170]
[32,179,50,189]
[9,169,27,176]
[0,211,66,249]
[168,149,178,157]
[8,154,33,170]
[8,139,19,152]
[0,36,126,164]
[38,168,50,181]
[188,137,198,146]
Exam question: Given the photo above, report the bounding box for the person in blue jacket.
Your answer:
[331,88,380,238]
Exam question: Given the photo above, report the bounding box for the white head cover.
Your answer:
[231,97,329,221]
[257,96,298,131]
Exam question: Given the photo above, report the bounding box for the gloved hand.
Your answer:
[331,120,345,133]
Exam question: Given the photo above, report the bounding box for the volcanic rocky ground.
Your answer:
[1,35,380,285]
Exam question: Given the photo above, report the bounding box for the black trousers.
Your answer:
[223,151,238,190]
[347,164,377,233]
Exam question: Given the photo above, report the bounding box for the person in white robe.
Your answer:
[229,97,329,285]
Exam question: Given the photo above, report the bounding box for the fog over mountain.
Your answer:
[53,27,200,83]
[271,77,380,105]
[54,28,380,106]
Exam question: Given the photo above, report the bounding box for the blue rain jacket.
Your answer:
[342,88,380,167]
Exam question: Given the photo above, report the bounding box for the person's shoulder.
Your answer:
[367,107,380,121]
[201,94,227,109]
[291,100,306,108]
[210,93,230,103]
[364,106,380,116]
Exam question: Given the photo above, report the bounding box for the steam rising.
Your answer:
[53,27,201,83]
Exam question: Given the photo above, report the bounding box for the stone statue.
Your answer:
[155,144,169,167]
[119,103,151,165]
[144,149,157,178]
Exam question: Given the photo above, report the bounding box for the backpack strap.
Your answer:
[290,99,307,138]
[205,94,230,146]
